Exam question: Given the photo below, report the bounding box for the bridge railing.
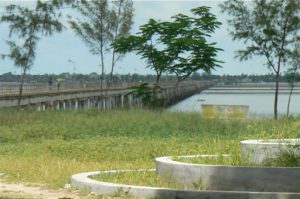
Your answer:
[0,80,213,96]
[0,81,140,96]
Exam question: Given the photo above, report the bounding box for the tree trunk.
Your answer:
[100,55,104,98]
[17,68,27,110]
[274,72,280,120]
[156,71,162,84]
[287,83,294,117]
[107,50,116,94]
[107,0,123,94]
[98,8,106,101]
[175,79,181,88]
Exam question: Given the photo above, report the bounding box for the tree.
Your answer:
[113,6,222,86]
[68,0,133,96]
[106,0,134,91]
[1,1,65,109]
[160,7,223,87]
[113,19,170,84]
[114,6,222,107]
[286,45,300,117]
[221,0,300,119]
[127,82,163,108]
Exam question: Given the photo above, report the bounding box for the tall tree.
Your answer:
[160,7,223,86]
[106,0,133,91]
[113,6,222,86]
[68,0,133,95]
[69,0,110,96]
[221,0,300,119]
[114,6,222,107]
[113,19,172,84]
[286,45,300,117]
[1,1,64,109]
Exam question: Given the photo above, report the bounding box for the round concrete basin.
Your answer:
[71,169,300,198]
[241,138,300,164]
[155,155,300,192]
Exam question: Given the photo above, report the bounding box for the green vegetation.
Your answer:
[114,6,222,85]
[1,1,66,108]
[68,0,133,94]
[0,72,292,84]
[221,0,300,119]
[174,155,246,167]
[263,149,300,167]
[174,151,300,167]
[91,170,182,189]
[0,108,300,188]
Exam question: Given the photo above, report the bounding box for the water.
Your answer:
[169,88,300,117]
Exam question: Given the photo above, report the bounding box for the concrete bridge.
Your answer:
[0,81,212,110]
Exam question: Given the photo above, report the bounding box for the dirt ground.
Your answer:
[0,181,118,199]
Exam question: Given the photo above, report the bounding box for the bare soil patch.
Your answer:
[0,181,118,199]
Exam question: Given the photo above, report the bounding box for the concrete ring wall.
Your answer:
[155,155,300,192]
[71,169,300,199]
[241,139,300,164]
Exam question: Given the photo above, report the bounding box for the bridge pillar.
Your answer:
[121,95,124,108]
[87,98,91,109]
[109,98,112,109]
[38,102,46,111]
[75,99,78,109]
[56,101,60,110]
[83,99,87,109]
[128,94,132,107]
[37,103,42,111]
[103,98,106,110]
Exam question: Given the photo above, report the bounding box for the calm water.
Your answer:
[169,90,300,117]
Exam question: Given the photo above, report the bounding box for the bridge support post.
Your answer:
[121,95,124,108]
[56,101,60,110]
[75,99,78,109]
[87,98,91,109]
[37,103,42,111]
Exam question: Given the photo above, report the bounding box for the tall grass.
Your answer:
[0,108,299,188]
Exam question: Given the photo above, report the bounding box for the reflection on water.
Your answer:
[169,92,300,117]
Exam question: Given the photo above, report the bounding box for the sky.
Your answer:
[0,0,272,75]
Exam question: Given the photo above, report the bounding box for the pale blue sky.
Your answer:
[0,1,271,75]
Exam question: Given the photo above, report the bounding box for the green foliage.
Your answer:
[221,0,300,66]
[284,44,300,116]
[1,0,67,108]
[1,1,64,70]
[220,0,300,119]
[68,0,111,55]
[113,6,222,84]
[175,151,300,168]
[286,44,300,86]
[68,0,134,92]
[262,149,300,167]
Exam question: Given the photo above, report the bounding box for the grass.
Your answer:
[91,170,182,189]
[174,155,246,166]
[174,152,300,167]
[0,108,300,188]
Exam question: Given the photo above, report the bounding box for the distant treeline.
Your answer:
[0,72,290,84]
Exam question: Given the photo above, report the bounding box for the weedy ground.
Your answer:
[0,108,300,188]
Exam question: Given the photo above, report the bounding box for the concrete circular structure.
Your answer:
[155,155,300,193]
[241,139,300,164]
[70,143,300,199]
[71,169,300,199]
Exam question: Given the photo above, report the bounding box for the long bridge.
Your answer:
[0,81,212,110]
